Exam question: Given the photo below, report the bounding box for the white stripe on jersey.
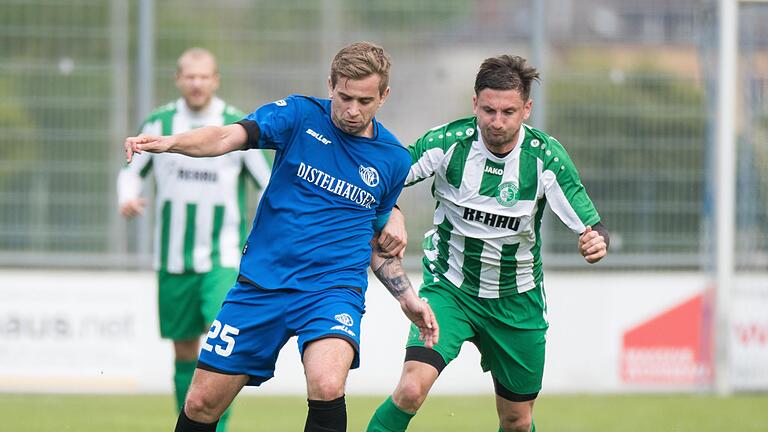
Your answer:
[541,159,587,234]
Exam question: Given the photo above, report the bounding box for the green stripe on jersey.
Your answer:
[518,152,538,201]
[158,109,175,136]
[500,243,520,294]
[139,159,153,178]
[183,203,197,272]
[211,205,225,268]
[445,142,472,189]
[479,159,505,198]
[160,201,171,271]
[460,237,485,295]
[222,105,245,125]
[433,217,453,275]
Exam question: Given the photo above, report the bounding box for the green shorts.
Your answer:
[157,267,237,340]
[406,267,548,395]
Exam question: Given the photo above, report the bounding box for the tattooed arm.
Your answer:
[370,241,439,348]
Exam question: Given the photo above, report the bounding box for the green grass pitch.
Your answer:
[2,393,767,431]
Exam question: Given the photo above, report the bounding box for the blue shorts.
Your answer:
[197,279,365,386]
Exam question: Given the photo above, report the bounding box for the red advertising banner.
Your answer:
[620,292,713,385]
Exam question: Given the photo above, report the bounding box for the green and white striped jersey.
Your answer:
[407,117,600,299]
[117,97,272,274]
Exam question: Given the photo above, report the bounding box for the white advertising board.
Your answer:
[1,269,765,394]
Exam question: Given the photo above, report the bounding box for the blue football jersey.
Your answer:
[238,95,410,293]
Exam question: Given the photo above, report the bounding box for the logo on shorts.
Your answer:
[496,181,520,207]
[331,313,356,337]
[334,313,354,327]
[358,165,380,187]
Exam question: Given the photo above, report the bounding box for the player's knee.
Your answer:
[183,389,223,423]
[499,413,532,432]
[307,375,345,401]
[393,380,429,412]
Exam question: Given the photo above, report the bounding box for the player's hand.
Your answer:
[400,294,439,348]
[579,226,607,264]
[377,207,407,258]
[124,134,173,163]
[119,198,146,218]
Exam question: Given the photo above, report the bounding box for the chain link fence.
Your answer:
[0,0,766,271]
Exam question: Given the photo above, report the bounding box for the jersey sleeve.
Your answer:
[405,123,453,187]
[377,152,410,216]
[242,96,299,151]
[540,137,601,234]
[116,119,159,205]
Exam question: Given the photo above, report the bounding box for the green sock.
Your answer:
[216,404,232,432]
[366,396,415,432]
[174,360,234,432]
[173,360,197,412]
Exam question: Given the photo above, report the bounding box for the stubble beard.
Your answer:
[482,128,517,151]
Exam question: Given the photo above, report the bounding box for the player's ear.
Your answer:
[378,86,390,107]
[472,94,478,115]
[523,99,533,120]
[327,76,333,98]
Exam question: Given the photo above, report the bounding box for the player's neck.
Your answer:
[184,98,215,114]
[488,146,514,158]
[360,121,375,138]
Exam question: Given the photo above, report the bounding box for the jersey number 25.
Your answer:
[201,319,240,357]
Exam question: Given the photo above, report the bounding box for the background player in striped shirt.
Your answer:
[367,55,609,432]
[117,48,272,432]
[123,42,438,432]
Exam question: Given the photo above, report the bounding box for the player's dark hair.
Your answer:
[331,41,391,95]
[474,55,540,100]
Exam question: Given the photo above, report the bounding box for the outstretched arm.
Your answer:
[370,241,439,348]
[124,123,248,163]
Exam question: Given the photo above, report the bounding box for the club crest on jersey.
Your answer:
[496,181,519,207]
[359,165,380,187]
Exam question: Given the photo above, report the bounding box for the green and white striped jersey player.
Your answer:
[408,116,600,304]
[117,97,271,274]
[367,54,608,432]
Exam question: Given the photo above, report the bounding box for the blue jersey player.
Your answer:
[124,42,439,432]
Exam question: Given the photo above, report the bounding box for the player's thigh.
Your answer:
[292,288,365,369]
[157,271,205,340]
[199,267,238,324]
[478,322,546,397]
[478,290,547,396]
[303,337,355,399]
[198,282,292,386]
[406,280,475,365]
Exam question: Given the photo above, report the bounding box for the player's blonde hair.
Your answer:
[177,47,218,74]
[330,41,391,95]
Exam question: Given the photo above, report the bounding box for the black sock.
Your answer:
[304,395,347,432]
[175,408,218,432]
